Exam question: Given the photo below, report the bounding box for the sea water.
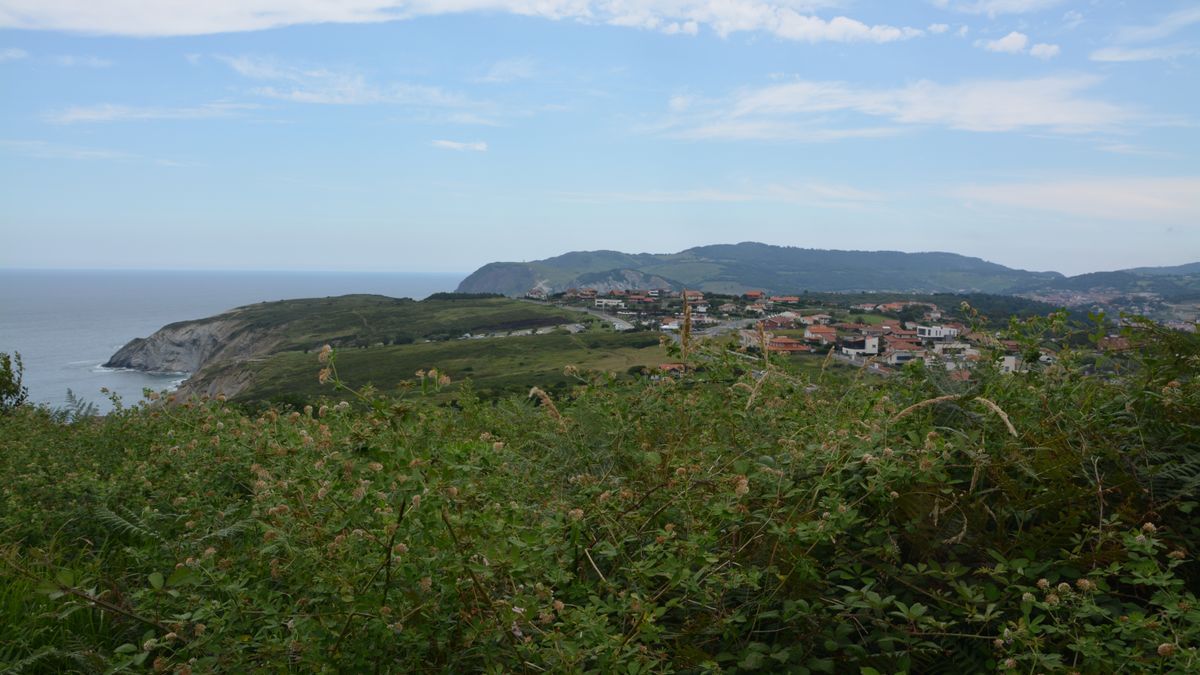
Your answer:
[0,269,463,412]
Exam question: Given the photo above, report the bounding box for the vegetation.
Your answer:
[213,331,669,405]
[456,242,1066,296]
[175,295,584,352]
[0,351,28,413]
[1,315,1198,673]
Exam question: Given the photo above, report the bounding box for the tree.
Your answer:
[0,351,29,413]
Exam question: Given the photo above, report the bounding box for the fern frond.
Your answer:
[92,506,164,544]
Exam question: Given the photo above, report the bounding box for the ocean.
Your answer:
[0,269,463,412]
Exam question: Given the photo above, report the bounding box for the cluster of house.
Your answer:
[739,309,966,364]
[541,286,1057,377]
[743,308,1053,378]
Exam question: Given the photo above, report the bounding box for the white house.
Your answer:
[595,298,625,309]
[916,325,960,340]
[841,336,880,358]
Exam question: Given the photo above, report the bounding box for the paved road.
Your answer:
[567,306,636,331]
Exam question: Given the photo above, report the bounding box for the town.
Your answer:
[530,286,1062,378]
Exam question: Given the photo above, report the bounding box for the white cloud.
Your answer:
[478,57,536,83]
[55,54,112,67]
[1029,43,1059,59]
[0,46,28,62]
[663,75,1140,141]
[928,23,949,34]
[0,1,923,43]
[218,55,472,107]
[46,102,256,124]
[1114,7,1200,44]
[0,138,194,166]
[932,0,1063,17]
[1091,7,1200,63]
[1062,9,1083,29]
[432,139,487,151]
[668,95,694,112]
[1090,45,1197,63]
[955,176,1200,222]
[667,120,900,142]
[977,31,1028,54]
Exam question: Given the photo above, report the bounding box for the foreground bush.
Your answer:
[1,319,1197,673]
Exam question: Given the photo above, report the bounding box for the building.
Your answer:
[767,336,812,354]
[595,298,625,309]
[916,325,960,340]
[888,341,921,362]
[841,336,880,358]
[804,325,838,344]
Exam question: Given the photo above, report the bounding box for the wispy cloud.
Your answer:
[1091,7,1200,63]
[477,57,536,83]
[55,54,112,67]
[1091,45,1197,63]
[1114,7,1200,44]
[431,139,487,152]
[218,55,475,108]
[955,176,1200,222]
[46,102,256,124]
[0,47,28,62]
[0,138,196,166]
[0,1,922,43]
[661,75,1140,142]
[931,0,1064,17]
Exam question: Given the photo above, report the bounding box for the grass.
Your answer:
[178,295,586,352]
[226,330,670,403]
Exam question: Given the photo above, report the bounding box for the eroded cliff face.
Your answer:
[104,313,282,398]
[105,320,234,373]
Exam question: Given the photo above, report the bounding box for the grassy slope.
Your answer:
[227,330,670,403]
[3,321,1198,673]
[206,295,586,351]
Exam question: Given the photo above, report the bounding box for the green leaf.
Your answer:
[148,571,164,590]
[167,567,200,587]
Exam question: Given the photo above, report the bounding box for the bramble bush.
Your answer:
[0,316,1197,672]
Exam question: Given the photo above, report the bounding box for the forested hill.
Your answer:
[456,242,1064,296]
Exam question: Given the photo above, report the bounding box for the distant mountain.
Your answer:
[457,242,1065,296]
[1121,262,1200,277]
[1012,268,1200,301]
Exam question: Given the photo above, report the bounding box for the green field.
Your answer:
[221,330,670,404]
[186,295,588,351]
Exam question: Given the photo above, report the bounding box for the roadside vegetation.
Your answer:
[1,312,1197,673]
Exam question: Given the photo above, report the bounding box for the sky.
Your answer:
[1,1,1198,276]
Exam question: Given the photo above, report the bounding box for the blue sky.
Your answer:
[1,1,1197,276]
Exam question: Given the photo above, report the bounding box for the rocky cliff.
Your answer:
[104,294,585,401]
[104,311,283,399]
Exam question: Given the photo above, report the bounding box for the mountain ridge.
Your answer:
[457,242,1068,296]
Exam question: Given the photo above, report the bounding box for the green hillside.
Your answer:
[456,241,1064,296]
[2,317,1198,672]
